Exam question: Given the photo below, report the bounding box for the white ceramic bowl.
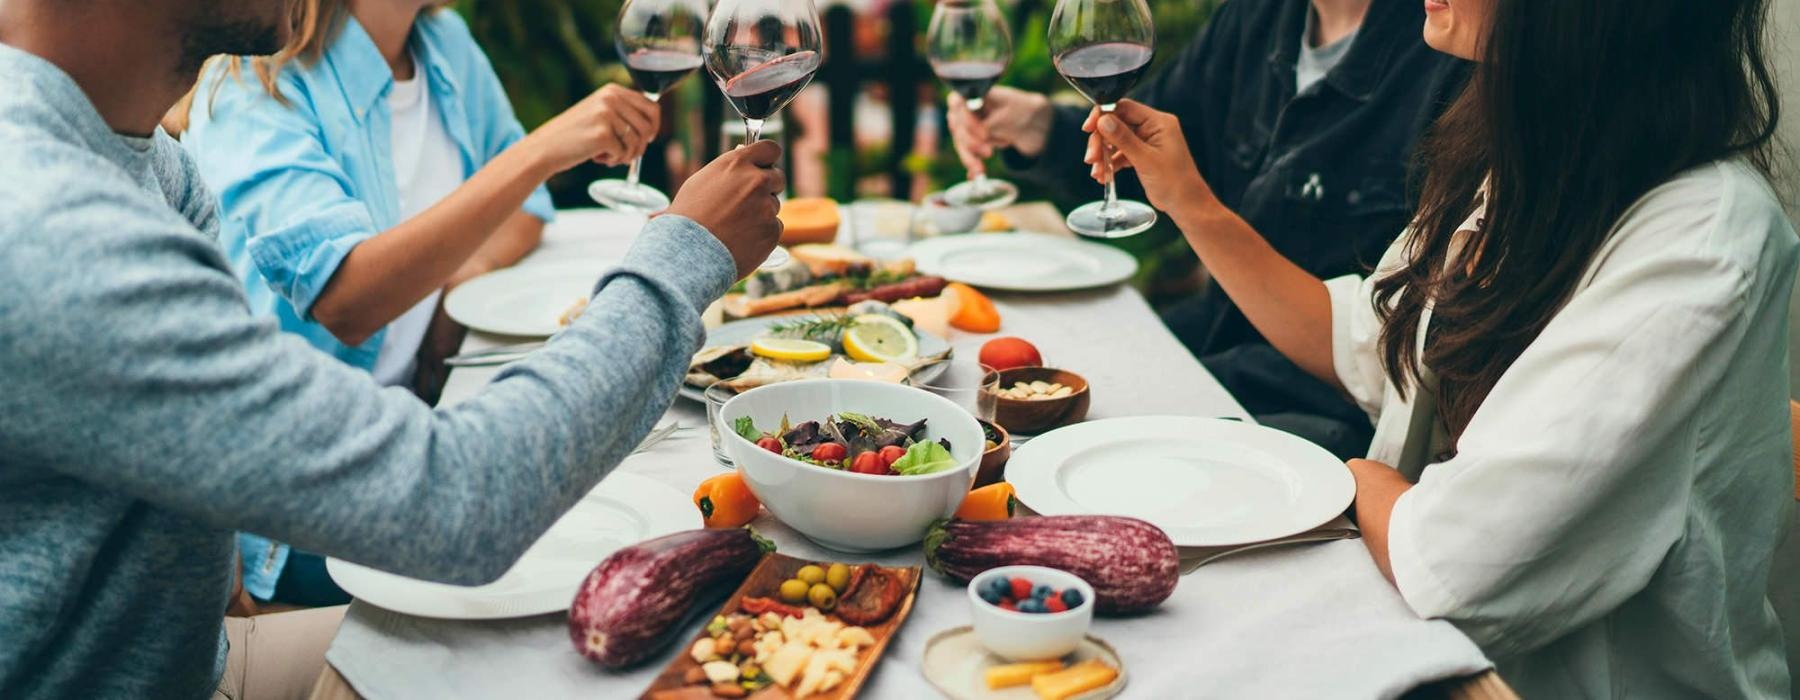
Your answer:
[967,565,1096,661]
[922,192,984,234]
[720,379,983,552]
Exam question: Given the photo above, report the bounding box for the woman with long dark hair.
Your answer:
[1094,0,1792,695]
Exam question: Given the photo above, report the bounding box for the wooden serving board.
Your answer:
[640,553,922,700]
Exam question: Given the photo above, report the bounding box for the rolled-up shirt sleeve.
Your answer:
[1384,192,1755,658]
[1325,271,1387,419]
[183,67,379,319]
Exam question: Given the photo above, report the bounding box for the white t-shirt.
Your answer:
[371,67,466,387]
[1296,8,1357,95]
[1328,160,1796,698]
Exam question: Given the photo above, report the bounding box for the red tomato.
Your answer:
[1008,577,1032,600]
[811,443,847,463]
[850,451,886,475]
[756,437,782,454]
[878,445,907,468]
[978,337,1043,371]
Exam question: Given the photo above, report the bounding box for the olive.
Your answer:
[795,565,826,586]
[825,563,851,592]
[807,583,837,611]
[778,578,809,604]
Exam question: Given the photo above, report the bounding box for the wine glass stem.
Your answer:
[626,91,662,189]
[1098,103,1120,220]
[744,118,765,145]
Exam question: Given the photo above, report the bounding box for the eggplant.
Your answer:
[569,528,774,668]
[923,516,1179,614]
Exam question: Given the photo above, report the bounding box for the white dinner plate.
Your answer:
[443,262,614,337]
[678,316,952,402]
[327,471,696,619]
[906,232,1138,292]
[1005,417,1354,547]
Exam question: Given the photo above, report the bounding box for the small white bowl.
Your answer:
[967,565,1096,661]
[720,379,983,552]
[921,191,984,235]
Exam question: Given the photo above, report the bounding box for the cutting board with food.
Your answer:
[641,553,921,700]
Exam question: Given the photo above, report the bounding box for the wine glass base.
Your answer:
[943,178,1020,210]
[759,246,792,269]
[1066,199,1157,239]
[588,179,671,214]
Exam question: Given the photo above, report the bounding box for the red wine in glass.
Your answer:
[623,48,705,96]
[718,49,821,122]
[1053,42,1153,106]
[1049,0,1157,238]
[931,60,1007,103]
[928,0,1018,210]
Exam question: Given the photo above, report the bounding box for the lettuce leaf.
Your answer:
[891,440,957,475]
[734,416,762,442]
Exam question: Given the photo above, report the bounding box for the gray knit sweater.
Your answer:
[0,43,733,699]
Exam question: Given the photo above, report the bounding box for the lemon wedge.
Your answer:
[842,314,919,363]
[749,338,833,362]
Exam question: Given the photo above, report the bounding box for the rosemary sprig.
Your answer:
[765,314,854,343]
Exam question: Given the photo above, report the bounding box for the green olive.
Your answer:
[807,583,837,611]
[824,563,851,592]
[778,578,809,604]
[795,565,826,586]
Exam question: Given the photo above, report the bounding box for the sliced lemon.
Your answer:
[749,338,833,362]
[842,314,919,363]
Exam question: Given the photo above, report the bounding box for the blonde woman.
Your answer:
[179,1,659,607]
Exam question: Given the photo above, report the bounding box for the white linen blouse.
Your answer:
[1326,159,1798,698]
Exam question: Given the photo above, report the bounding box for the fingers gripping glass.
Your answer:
[929,0,1020,210]
[1050,0,1158,238]
[705,0,824,269]
[589,0,709,213]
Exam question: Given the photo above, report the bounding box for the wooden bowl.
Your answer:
[989,367,1090,435]
[975,419,1012,488]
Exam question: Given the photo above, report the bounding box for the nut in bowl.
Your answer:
[989,367,1091,435]
[720,380,983,552]
[967,565,1096,662]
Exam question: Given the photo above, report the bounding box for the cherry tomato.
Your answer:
[756,437,782,454]
[878,445,907,468]
[850,451,886,475]
[811,443,847,463]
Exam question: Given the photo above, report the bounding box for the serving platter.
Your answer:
[1005,417,1354,548]
[679,316,952,402]
[327,472,695,619]
[444,262,613,337]
[641,553,922,700]
[905,233,1137,293]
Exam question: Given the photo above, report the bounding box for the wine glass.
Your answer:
[705,0,824,269]
[1049,0,1157,238]
[589,0,709,213]
[928,0,1019,210]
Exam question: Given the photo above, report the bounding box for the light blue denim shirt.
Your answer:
[180,11,554,599]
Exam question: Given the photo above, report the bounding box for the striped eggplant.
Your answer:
[923,516,1179,614]
[569,527,774,668]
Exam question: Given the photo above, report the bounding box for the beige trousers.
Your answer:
[212,605,348,700]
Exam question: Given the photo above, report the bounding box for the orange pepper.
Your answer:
[945,283,1002,333]
[954,482,1016,521]
[693,470,761,528]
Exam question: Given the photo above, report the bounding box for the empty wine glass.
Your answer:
[705,0,824,269]
[929,0,1019,210]
[589,0,708,213]
[1049,0,1157,238]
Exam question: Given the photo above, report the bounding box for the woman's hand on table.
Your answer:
[946,86,1055,174]
[666,140,787,279]
[526,84,660,172]
[1345,458,1412,587]
[1084,100,1220,218]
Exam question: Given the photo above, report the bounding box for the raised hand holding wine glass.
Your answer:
[589,0,709,213]
[928,0,1019,210]
[704,0,823,268]
[1050,0,1157,238]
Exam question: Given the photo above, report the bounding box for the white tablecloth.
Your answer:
[324,209,1489,699]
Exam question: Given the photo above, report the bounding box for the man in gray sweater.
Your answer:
[0,1,786,697]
